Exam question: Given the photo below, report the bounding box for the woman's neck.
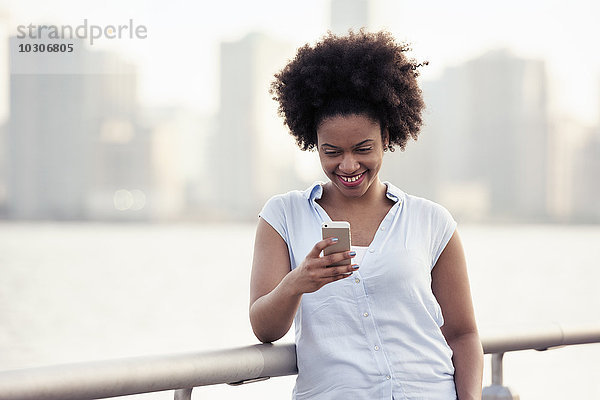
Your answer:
[320,179,387,211]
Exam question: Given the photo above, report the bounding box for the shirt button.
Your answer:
[369,248,375,253]
[380,226,386,231]
[386,375,391,380]
[363,312,369,317]
[374,345,380,351]
[355,278,360,283]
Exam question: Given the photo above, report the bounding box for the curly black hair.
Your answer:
[270,30,427,152]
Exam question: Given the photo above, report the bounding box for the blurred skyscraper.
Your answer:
[7,37,153,220]
[84,51,154,220]
[391,49,550,221]
[457,49,549,221]
[0,10,8,212]
[571,130,600,221]
[0,10,8,124]
[330,0,370,34]
[0,120,5,215]
[210,32,297,219]
[9,37,91,219]
[138,106,212,220]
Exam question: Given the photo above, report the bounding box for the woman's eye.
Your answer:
[356,147,372,152]
[324,150,340,155]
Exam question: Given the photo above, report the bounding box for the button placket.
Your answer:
[362,207,397,391]
[348,240,394,388]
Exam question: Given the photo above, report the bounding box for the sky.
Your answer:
[2,0,600,124]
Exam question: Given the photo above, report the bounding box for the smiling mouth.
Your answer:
[339,172,364,182]
[337,172,366,187]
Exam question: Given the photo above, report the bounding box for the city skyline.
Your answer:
[1,0,599,125]
[0,0,599,223]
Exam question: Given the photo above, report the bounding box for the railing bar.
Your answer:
[0,323,598,400]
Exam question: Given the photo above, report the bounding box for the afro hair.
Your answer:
[270,29,427,152]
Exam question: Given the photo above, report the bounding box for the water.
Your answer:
[1,222,599,399]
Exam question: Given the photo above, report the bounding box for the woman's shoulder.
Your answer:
[405,192,447,212]
[407,195,455,228]
[263,182,323,208]
[259,183,323,232]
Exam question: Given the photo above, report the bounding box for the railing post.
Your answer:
[174,388,193,400]
[482,353,520,400]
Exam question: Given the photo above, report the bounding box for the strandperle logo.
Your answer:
[16,19,148,45]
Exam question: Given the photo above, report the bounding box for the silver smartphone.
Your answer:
[321,221,351,267]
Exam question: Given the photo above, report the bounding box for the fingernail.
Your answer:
[331,237,339,242]
[352,264,359,270]
[349,251,356,256]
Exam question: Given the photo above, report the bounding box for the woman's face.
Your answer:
[316,114,388,199]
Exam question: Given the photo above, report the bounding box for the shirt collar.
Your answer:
[383,181,404,204]
[304,181,404,204]
[304,181,325,201]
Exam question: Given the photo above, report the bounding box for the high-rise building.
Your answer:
[571,129,600,222]
[0,11,9,212]
[210,32,296,219]
[0,121,5,215]
[0,10,8,124]
[84,52,154,221]
[8,37,91,219]
[135,106,208,221]
[423,49,549,221]
[330,0,370,34]
[8,36,151,220]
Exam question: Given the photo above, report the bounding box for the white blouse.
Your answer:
[259,181,458,400]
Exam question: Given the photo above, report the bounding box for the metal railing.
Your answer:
[0,322,598,400]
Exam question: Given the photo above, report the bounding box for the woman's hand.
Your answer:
[287,237,357,295]
[250,219,357,343]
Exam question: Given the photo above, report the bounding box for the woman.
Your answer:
[249,30,483,399]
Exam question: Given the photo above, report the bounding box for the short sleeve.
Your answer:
[258,195,289,245]
[430,204,457,269]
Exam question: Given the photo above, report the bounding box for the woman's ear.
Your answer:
[382,128,390,151]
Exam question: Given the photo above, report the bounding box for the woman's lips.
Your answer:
[337,172,366,187]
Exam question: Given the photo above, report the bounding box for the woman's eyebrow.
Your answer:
[321,139,374,149]
[353,139,374,147]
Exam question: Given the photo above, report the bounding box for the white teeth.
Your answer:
[341,173,363,182]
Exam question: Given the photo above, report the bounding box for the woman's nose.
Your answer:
[339,153,360,173]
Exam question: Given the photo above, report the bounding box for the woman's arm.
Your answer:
[249,217,356,343]
[431,230,483,400]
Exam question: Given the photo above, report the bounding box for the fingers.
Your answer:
[300,258,358,286]
[320,249,355,268]
[321,265,359,283]
[307,238,354,267]
[324,264,359,278]
[308,237,339,258]
[298,240,360,293]
[316,263,359,282]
